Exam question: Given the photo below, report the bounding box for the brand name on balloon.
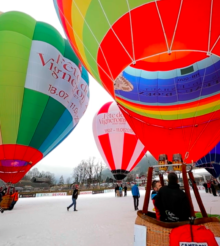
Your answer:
[99,112,126,125]
[38,53,81,90]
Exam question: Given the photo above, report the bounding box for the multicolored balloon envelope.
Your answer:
[196,142,220,178]
[54,0,220,163]
[93,102,147,180]
[0,11,90,183]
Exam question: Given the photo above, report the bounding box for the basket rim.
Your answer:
[137,211,220,229]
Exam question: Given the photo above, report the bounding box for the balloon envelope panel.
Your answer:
[54,0,220,163]
[196,142,220,178]
[93,102,147,180]
[0,12,90,183]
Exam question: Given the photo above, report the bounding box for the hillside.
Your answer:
[101,153,157,180]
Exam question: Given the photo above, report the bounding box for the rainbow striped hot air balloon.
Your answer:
[0,11,89,183]
[54,0,220,163]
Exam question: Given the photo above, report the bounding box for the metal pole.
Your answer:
[181,164,195,217]
[188,171,208,218]
[142,167,153,214]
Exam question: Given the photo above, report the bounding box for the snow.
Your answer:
[1,190,220,246]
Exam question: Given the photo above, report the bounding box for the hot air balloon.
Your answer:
[0,11,90,184]
[54,0,220,163]
[196,142,220,178]
[93,102,147,180]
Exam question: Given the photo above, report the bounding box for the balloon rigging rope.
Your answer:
[169,0,183,51]
[57,3,115,85]
[74,0,115,82]
[125,0,136,63]
[154,0,169,52]
[208,0,214,53]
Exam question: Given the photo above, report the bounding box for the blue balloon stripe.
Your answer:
[115,57,220,104]
[43,124,74,158]
[39,110,73,155]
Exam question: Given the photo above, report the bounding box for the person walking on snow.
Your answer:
[67,185,79,211]
[131,183,140,211]
[123,184,127,196]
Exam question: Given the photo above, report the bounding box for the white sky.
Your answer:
[1,0,113,179]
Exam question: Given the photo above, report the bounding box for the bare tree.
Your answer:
[73,166,80,184]
[58,176,64,186]
[72,158,106,188]
[94,161,106,185]
[66,177,72,186]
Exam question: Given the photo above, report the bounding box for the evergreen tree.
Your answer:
[58,175,64,186]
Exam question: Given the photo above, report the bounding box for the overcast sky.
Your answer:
[1,0,113,180]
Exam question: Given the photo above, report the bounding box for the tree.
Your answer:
[32,168,40,178]
[66,177,72,185]
[126,172,135,182]
[58,176,64,186]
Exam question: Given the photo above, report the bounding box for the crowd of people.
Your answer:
[203,179,220,196]
[114,184,127,197]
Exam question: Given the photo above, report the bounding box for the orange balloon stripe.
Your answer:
[116,93,220,112]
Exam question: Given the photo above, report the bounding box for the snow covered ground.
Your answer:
[1,190,220,246]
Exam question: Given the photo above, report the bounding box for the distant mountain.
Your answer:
[101,153,157,180]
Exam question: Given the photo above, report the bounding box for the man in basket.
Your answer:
[155,172,190,222]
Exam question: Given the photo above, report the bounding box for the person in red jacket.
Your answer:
[151,181,161,220]
[9,190,19,210]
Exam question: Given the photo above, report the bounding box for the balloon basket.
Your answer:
[136,164,220,246]
[0,185,15,209]
[135,211,220,246]
[0,195,13,209]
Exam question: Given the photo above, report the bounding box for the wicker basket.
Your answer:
[135,211,220,246]
[0,195,13,209]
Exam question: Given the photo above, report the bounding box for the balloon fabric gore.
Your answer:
[0,11,89,183]
[54,0,220,163]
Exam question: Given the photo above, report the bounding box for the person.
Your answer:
[123,184,127,196]
[131,183,140,211]
[207,180,212,193]
[9,190,19,210]
[211,181,217,196]
[119,185,123,197]
[67,185,79,211]
[203,182,208,193]
[151,181,162,220]
[0,187,7,213]
[214,181,220,196]
[115,184,119,197]
[155,172,191,222]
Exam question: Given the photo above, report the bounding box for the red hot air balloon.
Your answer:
[54,0,220,164]
[93,102,147,180]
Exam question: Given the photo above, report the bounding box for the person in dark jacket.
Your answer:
[123,185,127,196]
[131,183,140,210]
[0,187,7,214]
[115,184,119,197]
[67,185,79,211]
[155,172,191,222]
[211,181,217,196]
[203,182,208,193]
